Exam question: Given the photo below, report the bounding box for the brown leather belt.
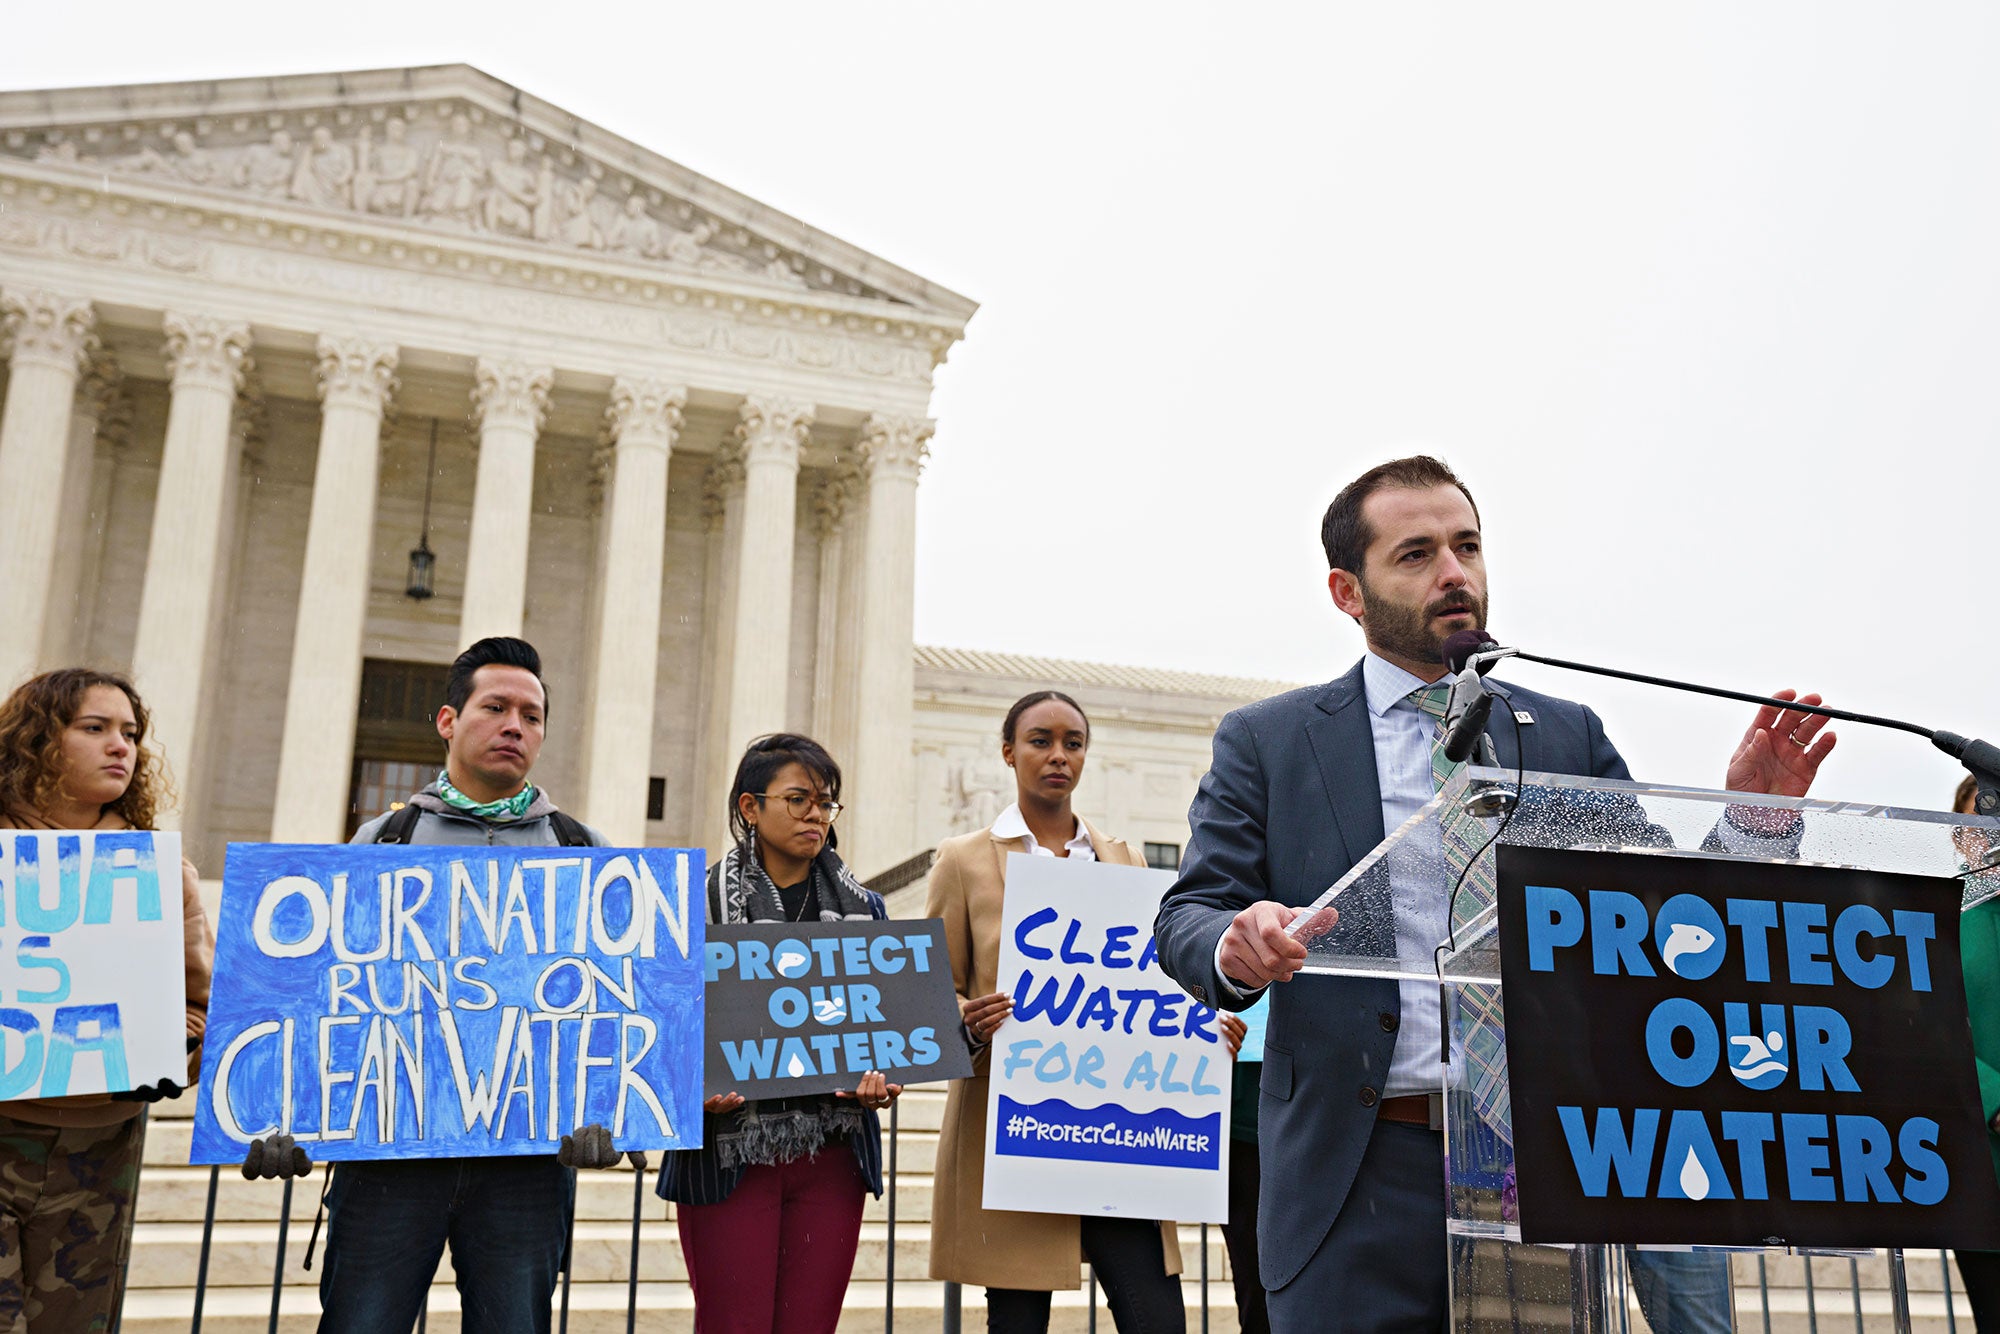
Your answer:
[1377,1094,1442,1129]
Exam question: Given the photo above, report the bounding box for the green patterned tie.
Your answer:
[1409,683,1512,1141]
[1406,682,1461,793]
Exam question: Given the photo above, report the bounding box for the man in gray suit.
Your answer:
[1152,457,1835,1330]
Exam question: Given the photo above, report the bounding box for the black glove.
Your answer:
[626,1150,649,1171]
[558,1122,619,1169]
[241,1133,313,1181]
[111,1077,185,1104]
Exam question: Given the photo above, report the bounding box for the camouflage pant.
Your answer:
[0,1113,143,1334]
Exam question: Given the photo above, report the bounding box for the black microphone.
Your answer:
[1442,630,1497,675]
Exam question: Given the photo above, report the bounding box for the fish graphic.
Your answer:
[1660,922,1716,975]
[775,948,811,977]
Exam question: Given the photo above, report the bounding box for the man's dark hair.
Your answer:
[1320,456,1481,572]
[445,637,548,714]
[728,733,843,847]
[1002,690,1090,745]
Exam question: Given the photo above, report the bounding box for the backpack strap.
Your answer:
[548,810,592,848]
[373,803,424,845]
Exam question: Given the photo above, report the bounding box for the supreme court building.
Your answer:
[0,66,1287,882]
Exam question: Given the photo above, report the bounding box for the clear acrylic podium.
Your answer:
[1290,765,2000,1333]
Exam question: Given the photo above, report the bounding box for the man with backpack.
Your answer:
[243,636,625,1333]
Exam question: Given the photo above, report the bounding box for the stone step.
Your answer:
[120,1278,1241,1334]
[126,1217,1231,1291]
[132,1165,938,1225]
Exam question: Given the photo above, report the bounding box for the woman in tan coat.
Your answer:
[0,668,214,1333]
[927,690,1238,1333]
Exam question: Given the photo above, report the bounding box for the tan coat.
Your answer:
[0,809,214,1128]
[925,819,1182,1290]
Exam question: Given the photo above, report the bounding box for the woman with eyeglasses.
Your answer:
[927,690,1240,1334]
[660,733,899,1334]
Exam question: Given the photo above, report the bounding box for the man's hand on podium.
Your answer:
[1218,900,1338,990]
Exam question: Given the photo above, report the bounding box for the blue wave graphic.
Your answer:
[995,1095,1222,1170]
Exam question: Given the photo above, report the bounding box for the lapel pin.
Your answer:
[1514,711,1535,724]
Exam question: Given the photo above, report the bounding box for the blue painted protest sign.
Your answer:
[1236,992,1269,1063]
[985,855,1230,1223]
[0,830,187,1097]
[190,843,706,1163]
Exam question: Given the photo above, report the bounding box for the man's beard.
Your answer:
[1361,581,1489,666]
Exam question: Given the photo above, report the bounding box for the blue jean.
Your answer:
[316,1155,573,1334]
[1625,1248,1735,1334]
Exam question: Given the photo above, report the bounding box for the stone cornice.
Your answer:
[0,67,977,323]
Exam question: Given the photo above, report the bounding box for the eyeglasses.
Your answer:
[753,792,844,823]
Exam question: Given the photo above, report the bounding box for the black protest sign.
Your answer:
[1499,844,2000,1249]
[702,920,973,1100]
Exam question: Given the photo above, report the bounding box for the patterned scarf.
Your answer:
[713,837,878,925]
[707,840,879,1170]
[435,770,536,822]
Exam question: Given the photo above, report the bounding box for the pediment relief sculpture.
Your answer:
[15,107,890,303]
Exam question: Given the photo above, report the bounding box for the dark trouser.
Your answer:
[1958,1250,2000,1330]
[1219,1139,1268,1334]
[0,1112,144,1334]
[676,1146,867,1334]
[1267,1121,1446,1334]
[986,1215,1186,1334]
[316,1155,572,1334]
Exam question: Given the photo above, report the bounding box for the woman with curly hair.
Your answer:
[0,668,214,1332]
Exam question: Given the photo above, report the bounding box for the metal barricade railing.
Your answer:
[169,1102,1246,1334]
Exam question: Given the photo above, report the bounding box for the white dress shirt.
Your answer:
[991,802,1097,861]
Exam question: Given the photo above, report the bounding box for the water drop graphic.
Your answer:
[1678,1147,1710,1201]
[786,1054,807,1077]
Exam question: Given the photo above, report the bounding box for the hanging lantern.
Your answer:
[406,418,440,601]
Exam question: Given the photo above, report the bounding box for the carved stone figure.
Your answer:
[556,175,603,249]
[605,193,664,258]
[34,138,85,165]
[134,131,219,187]
[947,759,1005,835]
[481,138,542,237]
[290,126,354,211]
[662,219,713,267]
[357,117,421,217]
[421,114,486,227]
[234,130,297,197]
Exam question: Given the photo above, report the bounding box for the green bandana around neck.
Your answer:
[436,770,537,822]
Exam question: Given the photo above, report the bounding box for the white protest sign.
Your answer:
[984,854,1230,1223]
[0,829,188,1097]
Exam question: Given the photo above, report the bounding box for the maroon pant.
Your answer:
[677,1147,867,1334]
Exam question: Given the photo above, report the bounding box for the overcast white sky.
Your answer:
[6,3,1996,811]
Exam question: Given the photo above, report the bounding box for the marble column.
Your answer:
[41,353,122,666]
[129,313,253,817]
[694,447,746,856]
[269,335,399,843]
[810,462,863,762]
[577,376,684,845]
[845,414,933,875]
[721,396,813,767]
[0,290,96,690]
[460,358,553,644]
